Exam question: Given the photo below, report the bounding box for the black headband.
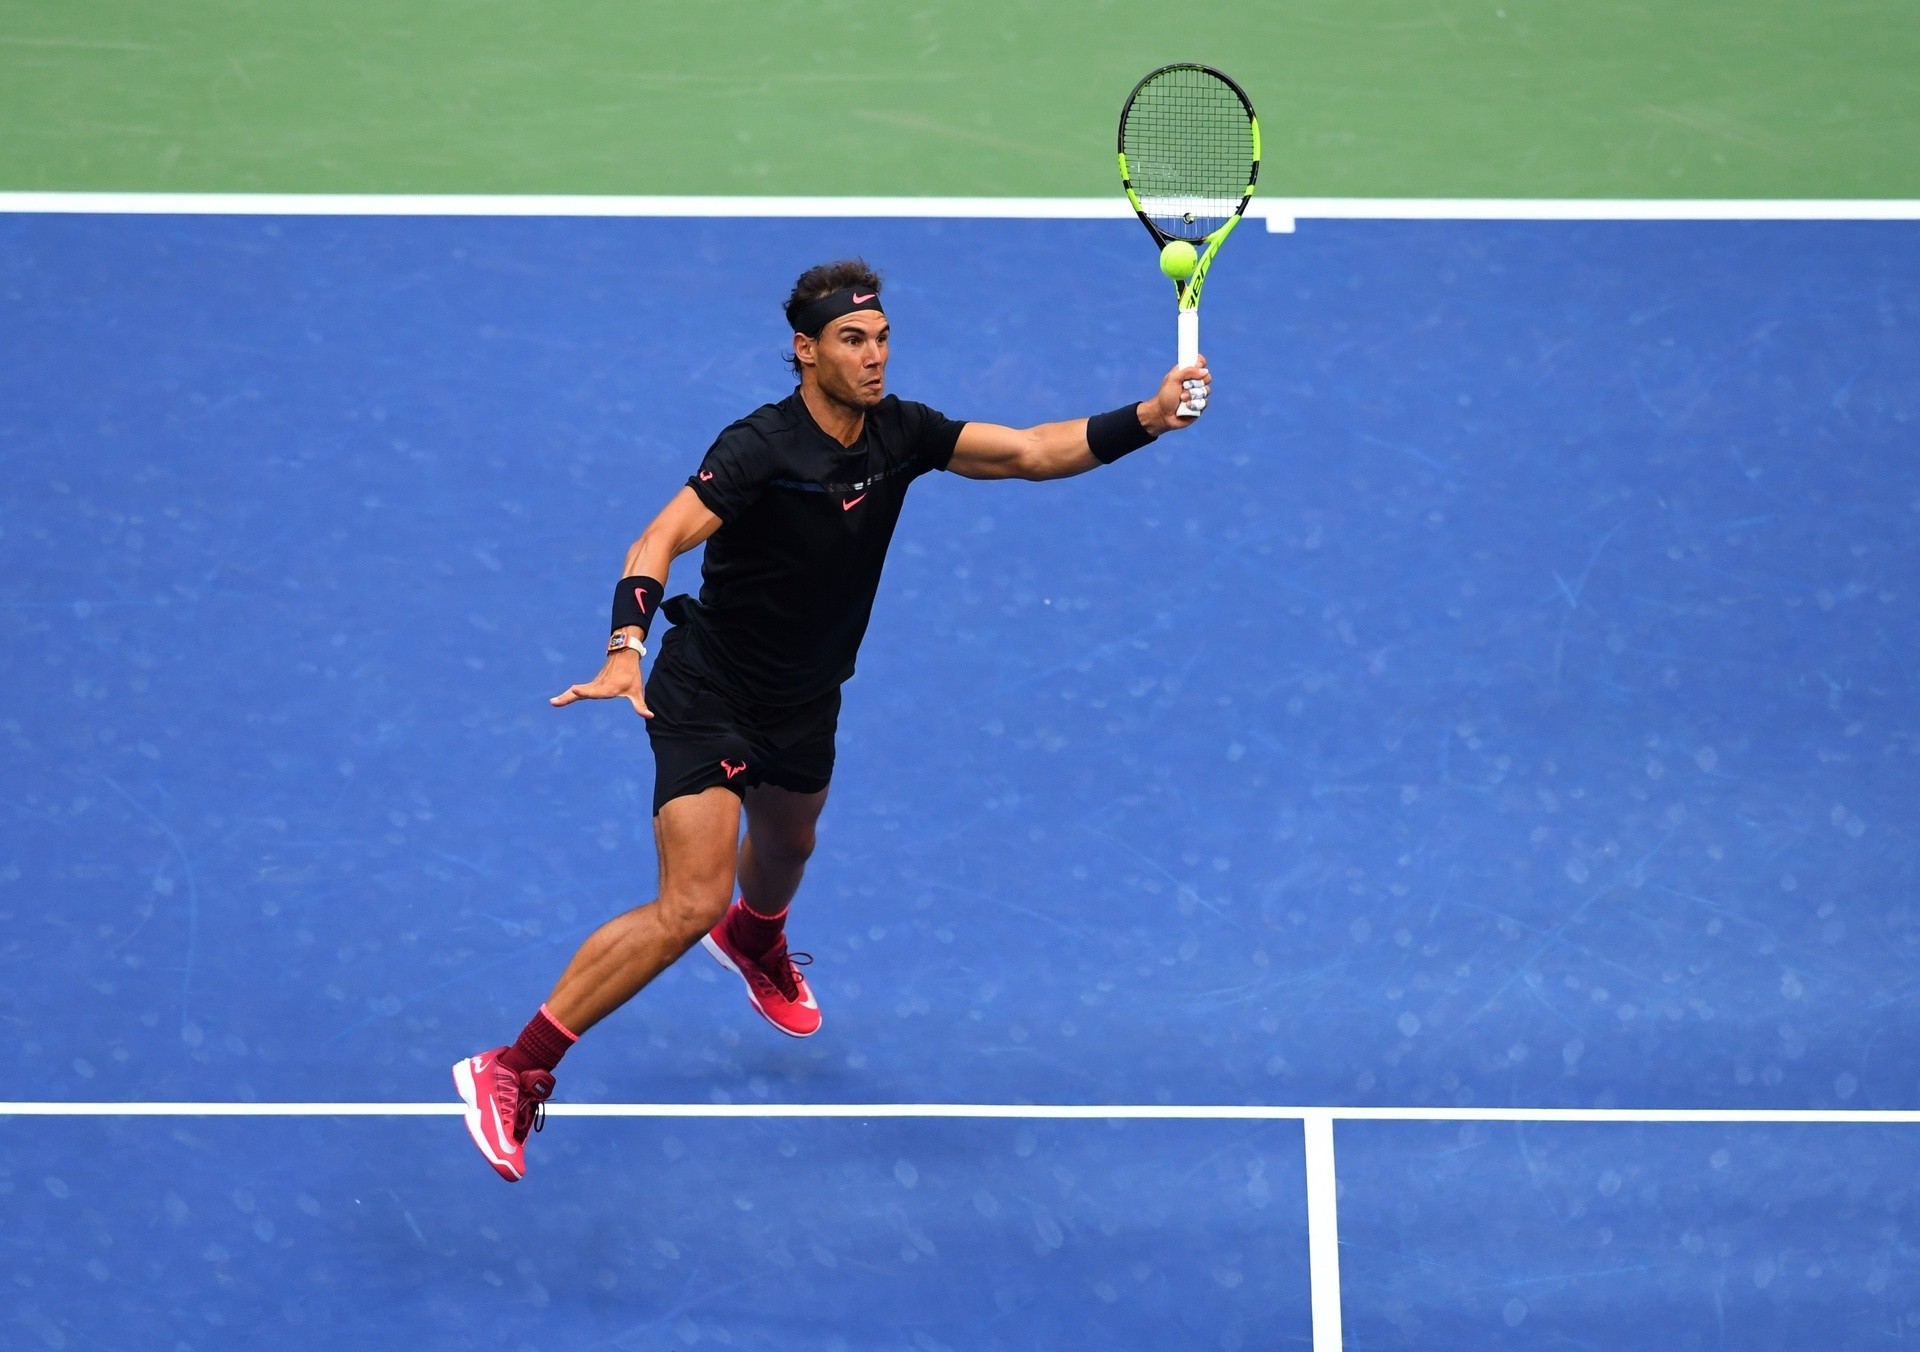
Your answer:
[787,286,884,337]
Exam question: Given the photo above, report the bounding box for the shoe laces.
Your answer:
[753,940,813,1002]
[514,1070,555,1144]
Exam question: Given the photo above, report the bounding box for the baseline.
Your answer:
[2,192,1919,235]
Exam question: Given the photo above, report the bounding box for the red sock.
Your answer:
[499,1003,577,1075]
[727,899,788,958]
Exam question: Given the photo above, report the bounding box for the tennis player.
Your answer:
[454,259,1211,1181]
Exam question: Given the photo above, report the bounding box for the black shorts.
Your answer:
[644,628,840,815]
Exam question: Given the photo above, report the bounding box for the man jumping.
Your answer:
[453,259,1211,1181]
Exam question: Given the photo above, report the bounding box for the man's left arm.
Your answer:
[946,358,1210,482]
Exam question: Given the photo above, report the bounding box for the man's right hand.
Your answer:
[551,652,651,718]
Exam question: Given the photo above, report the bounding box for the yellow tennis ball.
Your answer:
[1159,240,1199,280]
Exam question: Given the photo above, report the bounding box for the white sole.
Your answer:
[701,933,820,1039]
[451,1058,523,1181]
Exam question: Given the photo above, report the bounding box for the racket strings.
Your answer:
[1121,66,1254,241]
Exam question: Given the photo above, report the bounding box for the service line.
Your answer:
[3,1101,1918,1122]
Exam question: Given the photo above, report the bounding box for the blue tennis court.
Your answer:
[3,210,1916,1347]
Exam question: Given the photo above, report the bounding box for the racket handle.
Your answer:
[1176,308,1203,417]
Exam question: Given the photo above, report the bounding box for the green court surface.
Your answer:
[2,0,1916,199]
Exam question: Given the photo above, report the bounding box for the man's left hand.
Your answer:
[1144,357,1211,434]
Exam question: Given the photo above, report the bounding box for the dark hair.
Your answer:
[783,258,882,372]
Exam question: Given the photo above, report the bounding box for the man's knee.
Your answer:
[755,826,816,869]
[656,881,732,942]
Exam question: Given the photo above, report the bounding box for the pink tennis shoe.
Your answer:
[452,1048,554,1182]
[702,902,822,1037]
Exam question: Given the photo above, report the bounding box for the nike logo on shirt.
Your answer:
[842,493,867,511]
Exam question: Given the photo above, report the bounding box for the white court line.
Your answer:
[3,1101,1918,1121]
[1254,196,1920,233]
[1,193,1918,234]
[1302,1114,1344,1352]
[0,192,1139,220]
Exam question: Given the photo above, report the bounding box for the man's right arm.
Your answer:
[550,487,724,718]
[621,485,724,594]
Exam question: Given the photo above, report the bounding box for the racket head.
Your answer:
[1117,63,1260,249]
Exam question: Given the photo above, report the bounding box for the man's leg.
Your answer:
[733,782,829,940]
[704,782,830,1035]
[545,785,743,1034]
[452,785,741,1182]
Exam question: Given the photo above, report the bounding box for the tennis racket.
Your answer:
[1117,63,1260,417]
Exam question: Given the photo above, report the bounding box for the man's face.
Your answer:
[800,311,889,409]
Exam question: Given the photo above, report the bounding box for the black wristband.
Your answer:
[1086,403,1156,464]
[612,575,665,637]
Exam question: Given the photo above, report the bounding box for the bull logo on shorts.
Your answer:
[720,759,747,780]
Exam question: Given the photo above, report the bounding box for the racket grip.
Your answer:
[1176,308,1202,417]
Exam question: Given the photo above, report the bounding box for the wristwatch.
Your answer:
[606,631,647,659]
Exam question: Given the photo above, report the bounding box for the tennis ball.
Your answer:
[1159,240,1199,280]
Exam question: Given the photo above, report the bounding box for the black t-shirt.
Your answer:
[672,390,966,704]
